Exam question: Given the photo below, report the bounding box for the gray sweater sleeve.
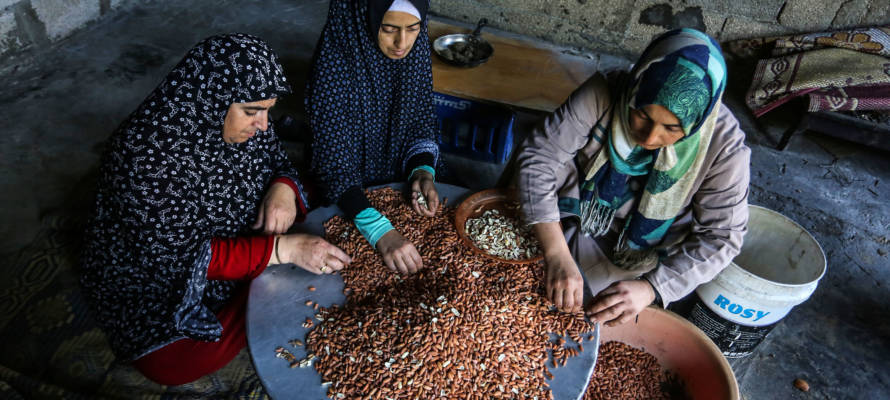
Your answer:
[517,74,611,224]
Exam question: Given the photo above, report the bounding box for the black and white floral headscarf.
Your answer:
[81,33,299,360]
[306,0,439,206]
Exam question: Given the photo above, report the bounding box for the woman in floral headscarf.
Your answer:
[517,29,750,325]
[80,33,350,385]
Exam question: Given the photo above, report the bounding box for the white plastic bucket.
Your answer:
[687,205,826,358]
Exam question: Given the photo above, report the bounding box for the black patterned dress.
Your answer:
[80,33,304,360]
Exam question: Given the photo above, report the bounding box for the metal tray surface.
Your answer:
[246,183,599,399]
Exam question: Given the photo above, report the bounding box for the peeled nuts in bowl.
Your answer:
[454,188,543,264]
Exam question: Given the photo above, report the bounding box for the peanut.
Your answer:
[793,378,810,392]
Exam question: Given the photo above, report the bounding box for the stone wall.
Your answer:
[430,0,890,57]
[0,0,128,58]
[4,0,889,61]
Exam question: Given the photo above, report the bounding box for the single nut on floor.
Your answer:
[793,378,810,392]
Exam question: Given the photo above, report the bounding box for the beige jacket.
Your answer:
[516,73,751,306]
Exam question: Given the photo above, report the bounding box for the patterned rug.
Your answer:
[0,214,269,400]
[726,26,890,117]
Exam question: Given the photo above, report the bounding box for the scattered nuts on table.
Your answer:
[276,188,680,399]
[287,188,594,399]
[275,346,297,368]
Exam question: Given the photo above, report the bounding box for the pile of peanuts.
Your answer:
[583,341,683,400]
[306,188,595,399]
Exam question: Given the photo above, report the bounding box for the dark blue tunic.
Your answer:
[306,0,439,218]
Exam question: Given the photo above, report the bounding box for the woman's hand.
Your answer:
[545,250,584,312]
[409,170,439,217]
[533,221,584,312]
[275,233,351,274]
[252,182,296,234]
[585,279,655,327]
[376,229,424,274]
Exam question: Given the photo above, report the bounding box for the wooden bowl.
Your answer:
[453,188,543,264]
[599,307,740,400]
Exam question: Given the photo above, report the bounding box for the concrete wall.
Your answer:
[4,0,889,61]
[0,0,128,58]
[430,0,890,57]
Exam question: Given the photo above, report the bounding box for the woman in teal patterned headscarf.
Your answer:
[580,28,727,270]
[517,28,749,326]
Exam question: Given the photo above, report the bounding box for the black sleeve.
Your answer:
[404,152,436,179]
[336,185,373,220]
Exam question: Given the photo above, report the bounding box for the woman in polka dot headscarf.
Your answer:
[80,33,351,385]
[307,0,439,275]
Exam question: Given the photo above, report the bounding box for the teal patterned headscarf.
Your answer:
[579,28,727,270]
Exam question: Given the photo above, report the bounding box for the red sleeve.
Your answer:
[208,236,274,280]
[272,177,309,222]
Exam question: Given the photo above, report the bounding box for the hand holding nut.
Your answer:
[410,170,439,217]
[277,233,351,274]
[586,279,655,327]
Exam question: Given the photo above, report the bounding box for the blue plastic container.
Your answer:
[433,91,515,164]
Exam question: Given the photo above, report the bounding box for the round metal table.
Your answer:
[247,183,599,399]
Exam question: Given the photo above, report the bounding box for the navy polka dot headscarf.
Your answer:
[306,0,439,207]
[80,33,300,360]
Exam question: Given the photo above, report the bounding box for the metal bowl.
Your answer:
[433,18,494,68]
